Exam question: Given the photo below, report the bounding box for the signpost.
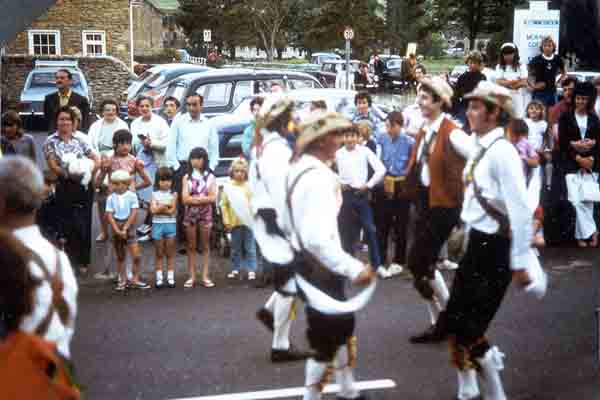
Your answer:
[203,29,212,43]
[343,27,354,90]
[513,1,560,64]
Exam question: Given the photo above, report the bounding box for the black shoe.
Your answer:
[167,279,176,289]
[270,347,312,363]
[256,308,274,332]
[155,280,164,289]
[409,324,448,344]
[336,395,369,400]
[178,248,187,255]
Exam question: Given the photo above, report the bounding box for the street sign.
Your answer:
[343,27,354,41]
[203,29,212,43]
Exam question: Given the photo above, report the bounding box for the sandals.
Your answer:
[201,279,215,288]
[184,278,196,288]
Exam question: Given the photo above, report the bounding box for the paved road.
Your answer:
[27,131,600,399]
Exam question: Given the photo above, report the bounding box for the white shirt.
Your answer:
[284,154,364,280]
[461,127,533,270]
[131,113,171,168]
[525,118,548,150]
[416,113,473,187]
[575,113,588,139]
[88,117,129,155]
[335,145,386,189]
[402,103,425,137]
[167,113,219,170]
[494,64,528,89]
[249,130,295,264]
[13,225,78,358]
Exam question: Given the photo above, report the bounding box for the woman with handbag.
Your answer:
[559,81,600,247]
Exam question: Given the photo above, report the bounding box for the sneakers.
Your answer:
[138,234,151,242]
[167,278,176,288]
[130,280,150,290]
[388,263,404,276]
[227,270,240,279]
[248,271,256,280]
[376,266,392,279]
[94,270,117,280]
[437,259,458,271]
[155,278,164,289]
[137,224,152,236]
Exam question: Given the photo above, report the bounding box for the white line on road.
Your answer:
[168,379,396,400]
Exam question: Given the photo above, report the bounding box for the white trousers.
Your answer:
[272,293,294,350]
[571,200,596,240]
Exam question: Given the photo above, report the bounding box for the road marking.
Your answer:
[168,379,396,400]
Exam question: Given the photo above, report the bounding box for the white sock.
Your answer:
[426,301,439,325]
[334,347,360,399]
[477,347,507,400]
[272,295,293,350]
[167,270,174,281]
[156,270,163,281]
[431,270,450,308]
[265,292,277,313]
[457,368,480,400]
[303,358,327,400]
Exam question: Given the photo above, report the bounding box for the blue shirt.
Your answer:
[106,191,139,220]
[167,113,219,170]
[377,132,414,176]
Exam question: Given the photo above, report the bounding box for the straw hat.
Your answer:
[256,96,294,131]
[111,169,132,183]
[419,76,453,107]
[464,81,514,117]
[296,112,353,154]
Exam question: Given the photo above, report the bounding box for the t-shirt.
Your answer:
[529,54,564,91]
[106,191,139,220]
[575,113,588,138]
[454,71,487,101]
[525,118,548,150]
[152,190,176,224]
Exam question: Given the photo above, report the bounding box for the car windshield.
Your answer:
[29,72,83,89]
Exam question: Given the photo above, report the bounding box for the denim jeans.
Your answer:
[231,225,257,272]
[532,88,557,108]
[339,190,382,267]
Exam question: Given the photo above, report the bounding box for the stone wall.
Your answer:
[133,2,165,56]
[1,55,133,113]
[6,0,131,66]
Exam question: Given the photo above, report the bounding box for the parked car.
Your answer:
[18,60,92,126]
[159,69,323,119]
[230,88,389,136]
[310,52,342,65]
[313,60,362,88]
[123,63,213,120]
[176,49,192,63]
[445,47,465,57]
[377,58,414,93]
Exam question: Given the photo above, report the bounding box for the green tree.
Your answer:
[303,0,384,59]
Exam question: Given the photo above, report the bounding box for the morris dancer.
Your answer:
[250,97,309,362]
[445,81,546,400]
[405,76,473,344]
[284,112,375,400]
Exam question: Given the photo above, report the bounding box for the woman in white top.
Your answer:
[130,96,171,169]
[87,99,129,242]
[495,43,530,118]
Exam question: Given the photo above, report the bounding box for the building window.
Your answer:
[28,30,61,56]
[82,31,106,57]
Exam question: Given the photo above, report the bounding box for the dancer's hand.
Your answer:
[352,265,375,286]
[512,269,531,287]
